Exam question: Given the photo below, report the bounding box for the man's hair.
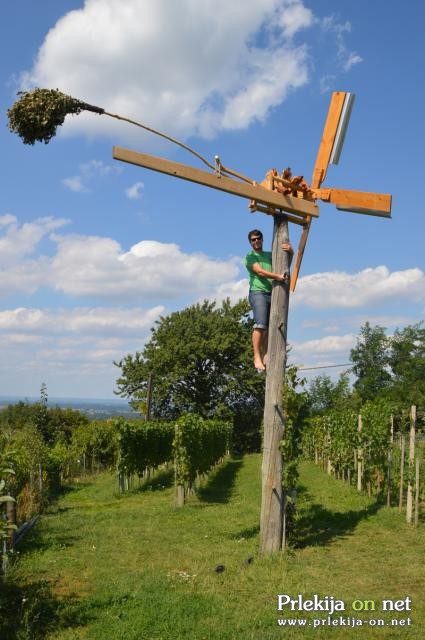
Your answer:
[248,229,263,242]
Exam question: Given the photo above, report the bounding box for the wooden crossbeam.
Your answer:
[113,146,319,218]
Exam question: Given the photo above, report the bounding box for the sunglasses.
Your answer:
[250,237,263,243]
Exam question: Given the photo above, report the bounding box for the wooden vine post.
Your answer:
[414,457,420,527]
[406,405,416,524]
[111,91,392,554]
[399,434,405,511]
[357,414,363,492]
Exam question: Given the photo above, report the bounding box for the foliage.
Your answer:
[281,366,310,490]
[307,372,352,414]
[301,409,358,477]
[71,419,120,470]
[0,395,89,446]
[360,397,395,492]
[115,299,265,419]
[0,439,17,568]
[301,396,397,497]
[116,419,174,476]
[387,321,425,408]
[7,88,104,145]
[350,322,391,402]
[173,414,232,488]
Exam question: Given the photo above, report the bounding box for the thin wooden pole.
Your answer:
[386,446,392,507]
[146,372,154,421]
[399,435,405,511]
[357,414,363,492]
[406,405,416,524]
[414,457,420,528]
[260,214,290,554]
[6,499,17,551]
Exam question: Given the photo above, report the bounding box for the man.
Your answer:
[245,229,293,371]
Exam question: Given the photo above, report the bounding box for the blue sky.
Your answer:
[0,0,424,399]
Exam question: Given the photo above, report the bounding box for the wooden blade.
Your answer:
[290,217,312,292]
[313,188,392,216]
[311,92,348,189]
[113,146,319,218]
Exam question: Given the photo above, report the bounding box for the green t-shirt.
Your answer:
[245,249,273,293]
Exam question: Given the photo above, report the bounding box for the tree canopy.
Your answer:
[307,372,352,414]
[115,299,265,419]
[387,322,425,407]
[350,321,391,402]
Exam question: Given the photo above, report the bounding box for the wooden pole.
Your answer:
[406,405,416,524]
[146,372,153,421]
[386,446,392,507]
[414,457,420,528]
[399,434,405,511]
[357,414,363,492]
[6,499,16,551]
[260,214,290,554]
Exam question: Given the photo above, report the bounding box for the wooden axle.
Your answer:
[249,201,306,226]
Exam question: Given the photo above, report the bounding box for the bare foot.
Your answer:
[254,359,266,371]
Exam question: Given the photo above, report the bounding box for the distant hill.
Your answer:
[0,395,138,420]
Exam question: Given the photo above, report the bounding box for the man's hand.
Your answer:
[281,242,293,254]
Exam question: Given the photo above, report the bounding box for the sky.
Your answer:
[0,0,424,400]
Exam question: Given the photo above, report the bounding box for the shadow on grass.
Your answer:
[197,458,244,504]
[135,468,174,493]
[230,524,260,540]
[293,485,383,548]
[15,526,80,554]
[0,579,92,640]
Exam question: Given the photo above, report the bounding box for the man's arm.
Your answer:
[251,242,293,281]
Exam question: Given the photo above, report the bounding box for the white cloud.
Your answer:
[0,305,166,397]
[62,176,88,192]
[0,216,69,268]
[0,214,17,227]
[290,333,356,369]
[62,159,121,192]
[0,306,164,337]
[343,52,363,72]
[277,1,314,38]
[322,15,363,72]
[48,236,240,300]
[294,266,425,309]
[219,45,308,132]
[20,0,315,142]
[202,278,248,306]
[125,181,144,200]
[0,214,240,301]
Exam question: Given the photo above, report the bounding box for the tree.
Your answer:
[115,299,265,419]
[350,322,391,402]
[307,372,352,415]
[387,322,425,408]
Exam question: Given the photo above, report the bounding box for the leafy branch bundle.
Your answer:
[7,87,215,169]
[7,88,104,145]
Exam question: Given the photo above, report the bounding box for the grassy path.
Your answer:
[3,456,424,639]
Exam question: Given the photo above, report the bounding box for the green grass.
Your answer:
[2,456,425,639]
